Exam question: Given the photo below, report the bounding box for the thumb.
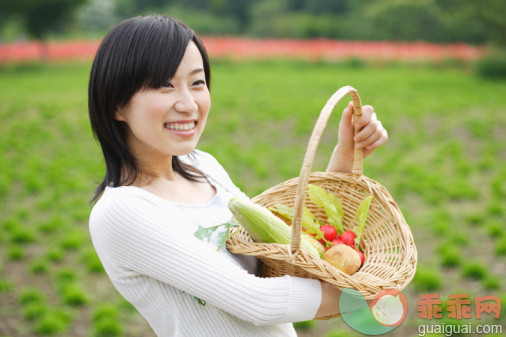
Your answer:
[339,101,355,144]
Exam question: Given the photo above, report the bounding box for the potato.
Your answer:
[322,244,361,275]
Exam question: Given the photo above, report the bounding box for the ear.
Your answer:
[114,108,126,122]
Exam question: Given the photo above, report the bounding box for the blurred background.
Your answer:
[0,0,505,44]
[0,1,505,337]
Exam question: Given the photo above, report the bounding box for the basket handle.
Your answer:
[290,86,363,253]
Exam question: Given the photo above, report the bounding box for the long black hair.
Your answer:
[88,15,211,204]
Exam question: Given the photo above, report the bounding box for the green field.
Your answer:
[0,60,505,337]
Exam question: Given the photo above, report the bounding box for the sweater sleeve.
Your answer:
[89,192,322,325]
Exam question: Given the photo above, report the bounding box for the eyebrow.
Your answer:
[190,68,204,75]
[167,68,204,83]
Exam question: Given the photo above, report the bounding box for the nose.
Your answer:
[174,86,198,113]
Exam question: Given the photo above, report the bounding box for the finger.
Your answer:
[354,115,379,142]
[356,122,384,148]
[364,129,388,150]
[355,105,374,129]
[340,101,354,126]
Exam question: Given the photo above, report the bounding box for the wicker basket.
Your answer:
[226,86,417,319]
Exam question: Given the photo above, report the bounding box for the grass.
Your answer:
[462,261,488,280]
[437,245,461,267]
[60,284,90,306]
[495,237,506,256]
[482,275,502,290]
[18,288,46,305]
[0,59,505,336]
[413,266,443,292]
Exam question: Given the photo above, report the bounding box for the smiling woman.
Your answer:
[88,16,212,204]
[87,14,388,337]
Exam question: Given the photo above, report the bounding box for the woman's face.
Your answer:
[115,41,211,158]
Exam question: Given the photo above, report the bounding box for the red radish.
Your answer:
[355,249,365,265]
[326,238,345,251]
[319,224,337,244]
[338,230,356,247]
[331,239,345,246]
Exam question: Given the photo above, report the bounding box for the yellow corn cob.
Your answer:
[228,197,321,258]
[302,232,326,256]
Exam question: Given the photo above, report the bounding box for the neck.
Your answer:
[121,127,198,186]
[125,141,177,187]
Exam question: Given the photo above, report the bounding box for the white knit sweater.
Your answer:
[89,150,322,337]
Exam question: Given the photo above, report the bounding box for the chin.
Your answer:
[164,134,202,157]
[170,145,198,157]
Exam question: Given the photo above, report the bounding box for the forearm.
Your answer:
[314,281,342,318]
[326,145,354,173]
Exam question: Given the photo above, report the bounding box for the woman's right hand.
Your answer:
[314,281,372,319]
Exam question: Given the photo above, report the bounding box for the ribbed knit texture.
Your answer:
[89,150,322,337]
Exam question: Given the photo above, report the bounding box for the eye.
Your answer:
[162,82,174,88]
[192,80,205,87]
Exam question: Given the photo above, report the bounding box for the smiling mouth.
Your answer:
[163,120,197,131]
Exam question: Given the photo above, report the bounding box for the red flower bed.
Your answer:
[0,37,485,64]
[202,37,485,62]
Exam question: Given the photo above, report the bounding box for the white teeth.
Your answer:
[164,121,196,131]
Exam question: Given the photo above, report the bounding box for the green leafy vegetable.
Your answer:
[353,195,373,247]
[269,204,323,237]
[193,220,240,251]
[307,184,345,235]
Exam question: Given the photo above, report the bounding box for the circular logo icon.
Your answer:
[370,289,408,327]
[339,288,408,335]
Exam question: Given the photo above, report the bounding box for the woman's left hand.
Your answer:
[326,101,388,173]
